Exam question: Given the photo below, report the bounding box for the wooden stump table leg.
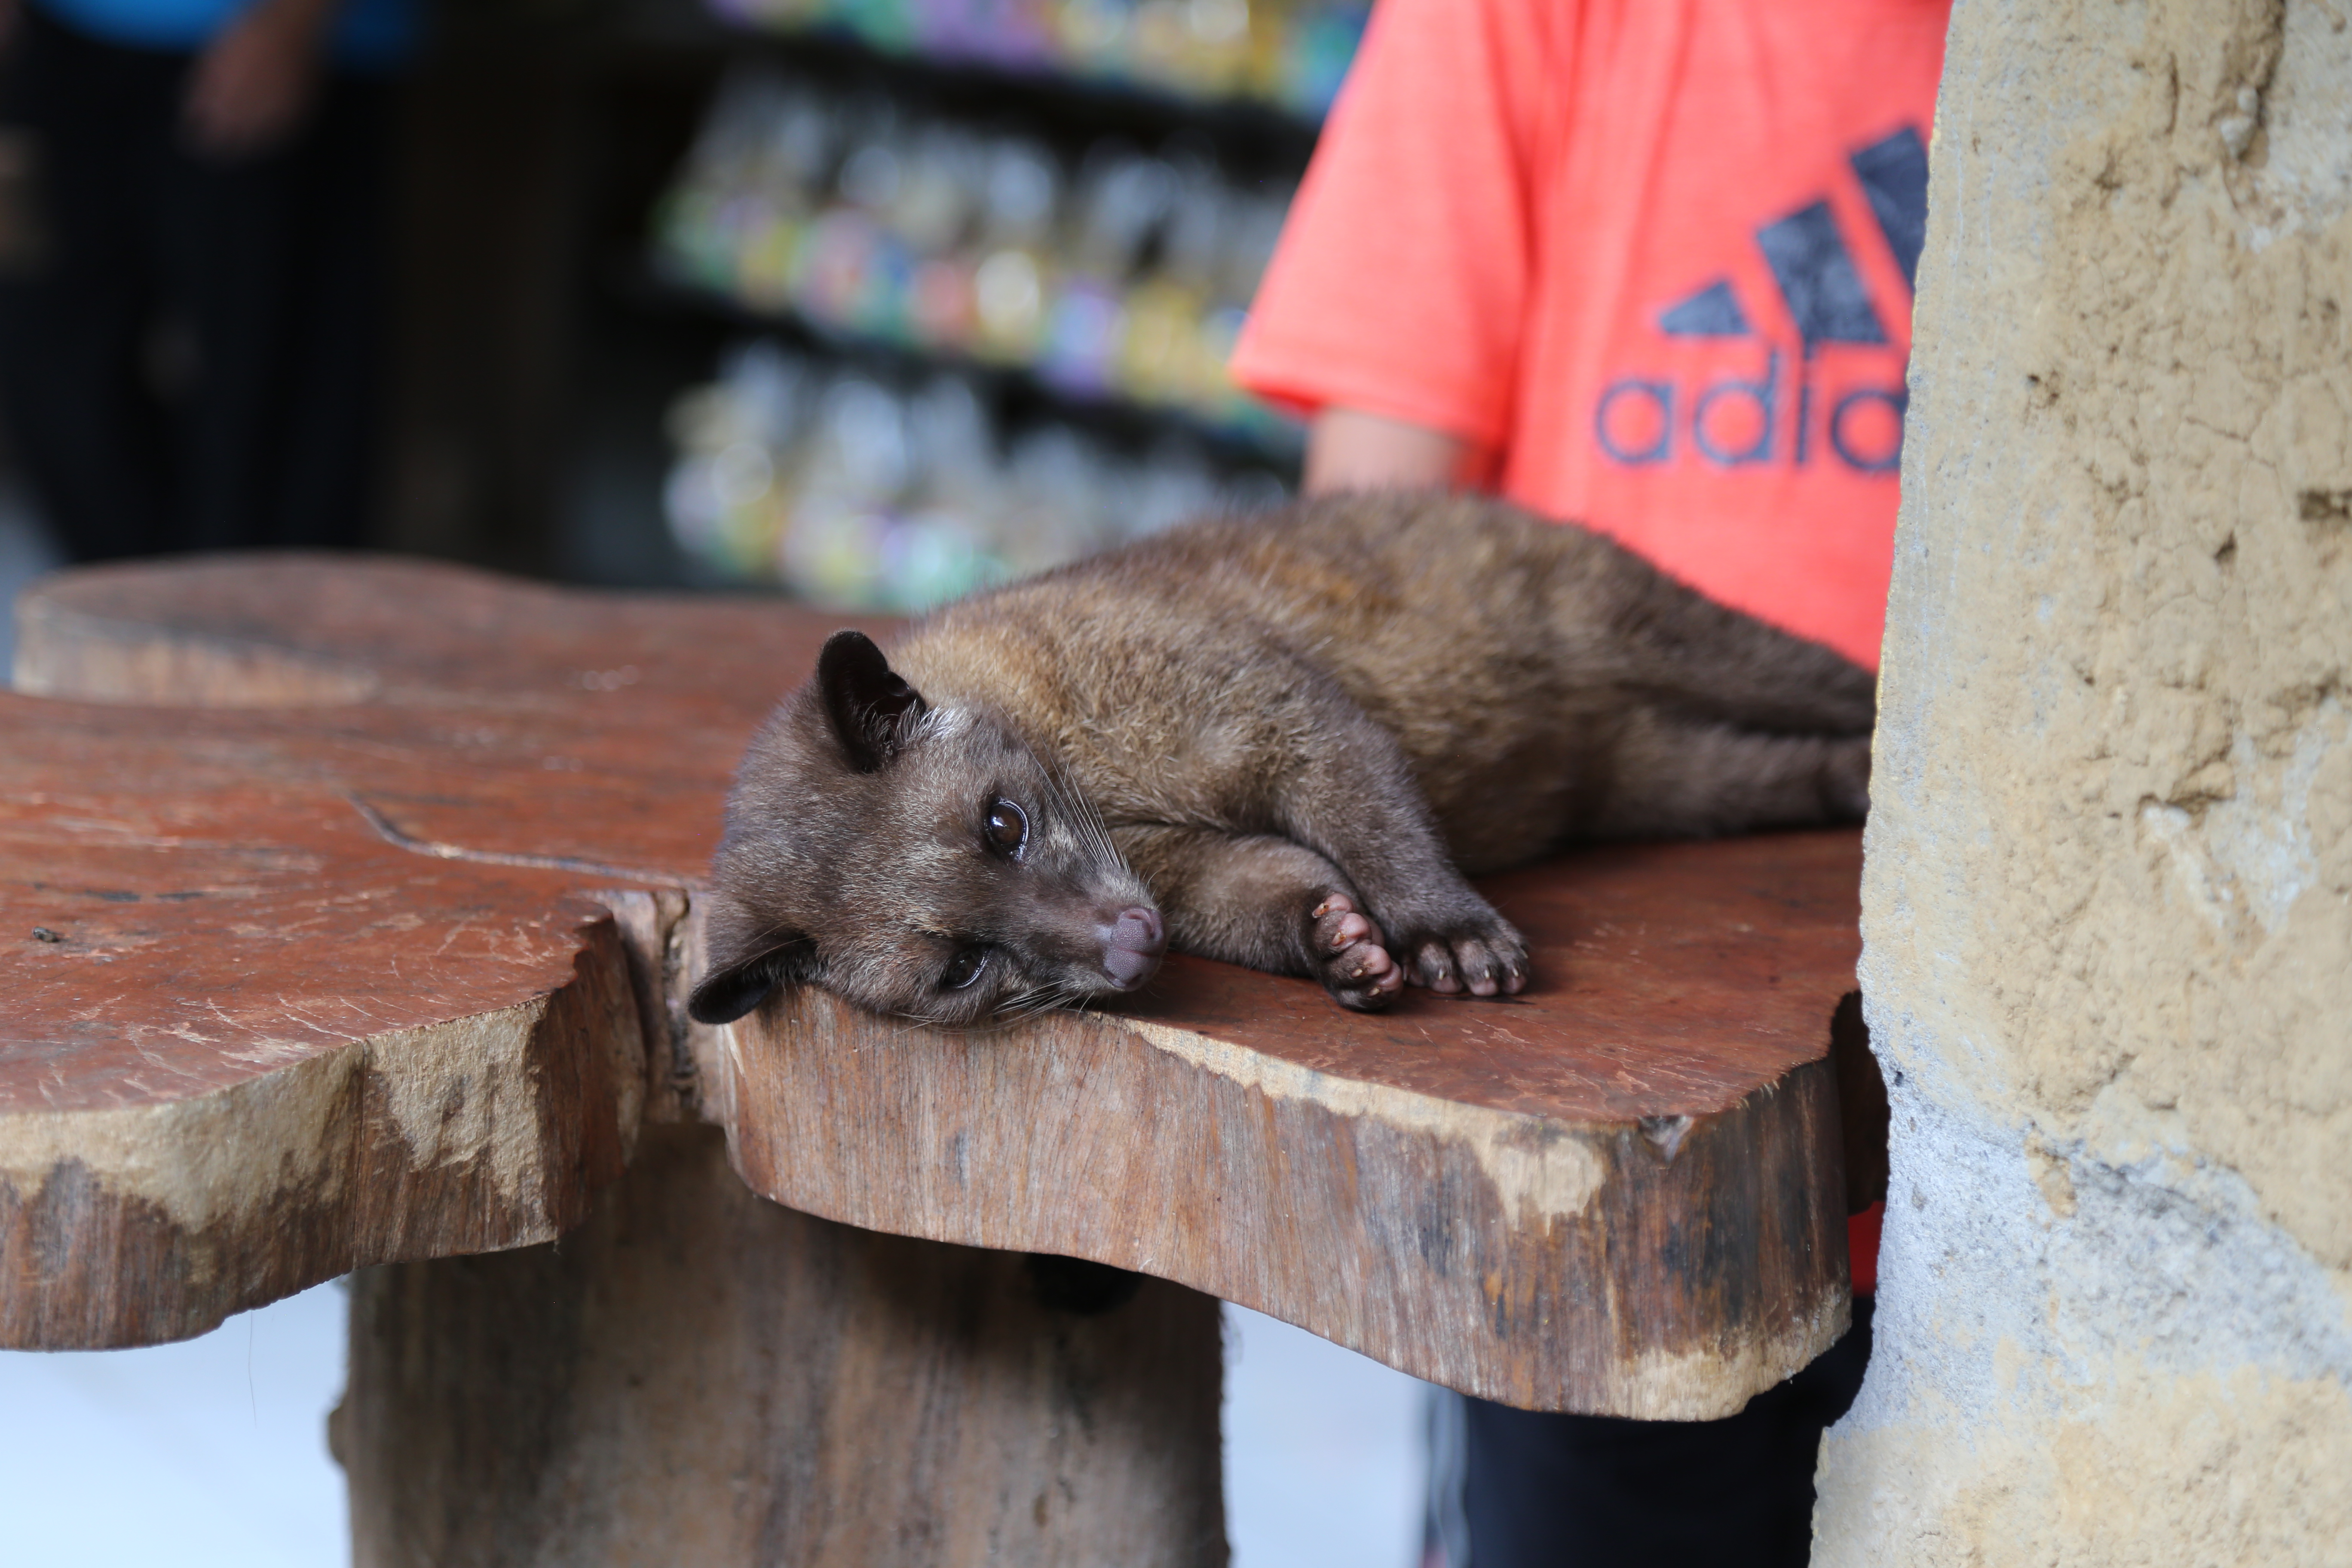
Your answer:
[336,1126,1228,1567]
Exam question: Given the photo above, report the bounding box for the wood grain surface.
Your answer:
[6,554,1860,1414]
[0,695,646,1346]
[4,557,861,1344]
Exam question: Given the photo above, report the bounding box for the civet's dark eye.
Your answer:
[983,797,1028,857]
[941,948,989,990]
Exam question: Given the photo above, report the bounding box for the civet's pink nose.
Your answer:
[1101,906,1166,989]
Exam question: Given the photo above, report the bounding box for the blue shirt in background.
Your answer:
[35,0,418,67]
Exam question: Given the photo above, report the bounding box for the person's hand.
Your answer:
[183,0,340,160]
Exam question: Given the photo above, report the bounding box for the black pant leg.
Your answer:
[0,12,176,561]
[157,112,302,552]
[1462,1298,1874,1568]
[266,73,389,550]
[0,9,389,559]
[156,70,388,552]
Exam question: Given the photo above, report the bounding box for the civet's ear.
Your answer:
[815,629,929,773]
[687,910,819,1025]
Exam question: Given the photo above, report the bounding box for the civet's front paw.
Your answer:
[1307,891,1405,1011]
[1396,905,1529,998]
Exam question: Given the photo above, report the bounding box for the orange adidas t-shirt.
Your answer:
[1232,0,1951,670]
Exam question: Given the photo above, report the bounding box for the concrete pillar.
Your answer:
[1817,0,2352,1560]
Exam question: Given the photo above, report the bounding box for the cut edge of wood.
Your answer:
[0,919,645,1349]
[1121,1014,1853,1418]
[1613,1289,1853,1421]
[717,986,1851,1419]
[1121,1016,1613,1226]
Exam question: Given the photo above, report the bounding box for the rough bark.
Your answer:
[340,1126,1228,1568]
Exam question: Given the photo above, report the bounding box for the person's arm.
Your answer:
[1231,0,1544,484]
[184,0,343,158]
[1302,407,1497,496]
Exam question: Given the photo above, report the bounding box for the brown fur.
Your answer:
[690,493,1874,1026]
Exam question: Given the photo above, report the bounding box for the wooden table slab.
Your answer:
[3,554,1860,1418]
[0,698,640,1346]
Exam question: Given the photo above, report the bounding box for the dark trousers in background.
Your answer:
[1430,1297,1874,1568]
[0,6,387,561]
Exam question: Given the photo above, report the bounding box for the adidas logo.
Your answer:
[1594,126,1927,477]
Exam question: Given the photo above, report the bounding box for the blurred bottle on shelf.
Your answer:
[651,67,1306,453]
[968,137,1062,364]
[664,338,1286,609]
[706,0,1368,120]
[1041,140,1165,396]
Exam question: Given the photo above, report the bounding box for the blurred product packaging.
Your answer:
[651,68,1300,444]
[662,340,1288,609]
[649,49,1321,610]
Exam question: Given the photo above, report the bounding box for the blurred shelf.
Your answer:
[617,261,1305,468]
[530,0,1330,607]
[700,0,1365,137]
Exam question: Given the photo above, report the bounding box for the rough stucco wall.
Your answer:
[1816,0,2352,1562]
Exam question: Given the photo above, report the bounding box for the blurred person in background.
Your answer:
[0,0,413,561]
[1232,0,1946,1564]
